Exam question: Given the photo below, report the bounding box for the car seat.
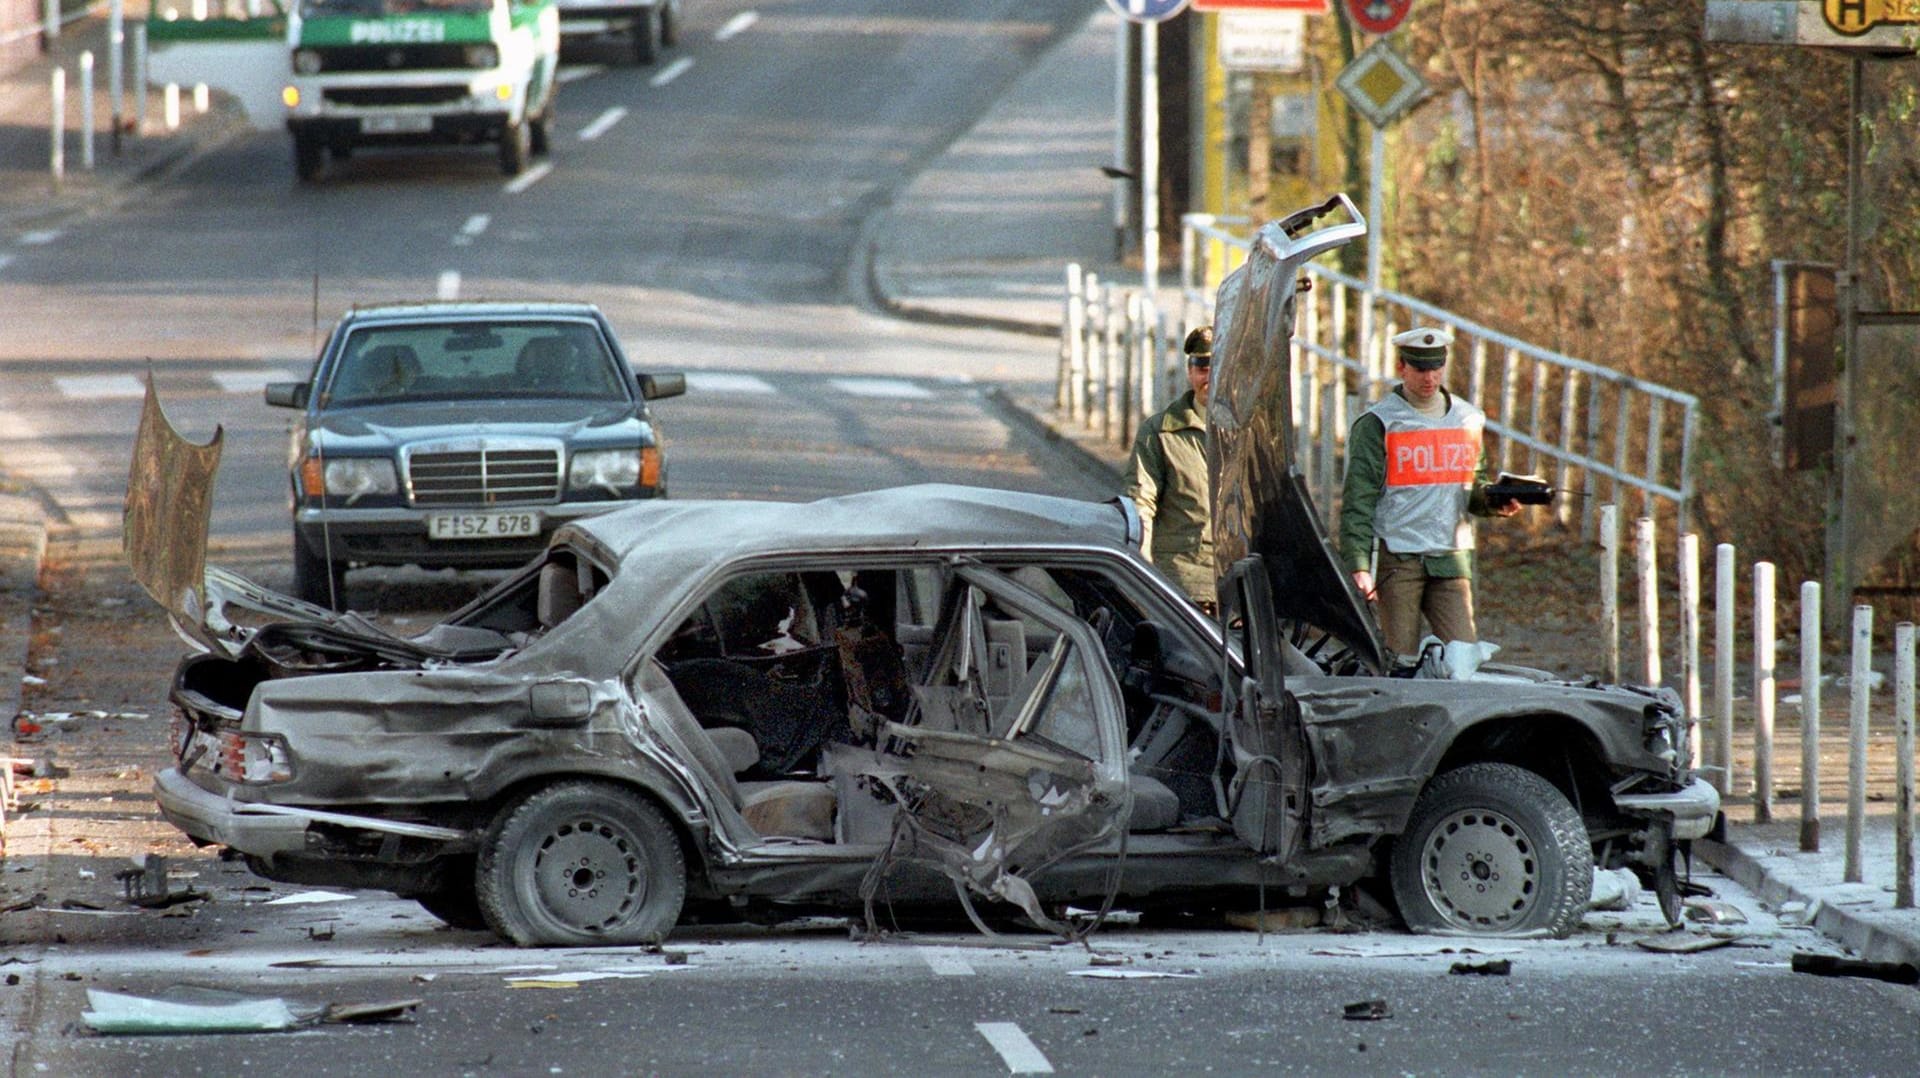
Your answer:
[336,344,421,400]
[514,336,580,394]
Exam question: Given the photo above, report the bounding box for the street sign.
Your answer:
[1704,0,1919,50]
[1334,39,1426,127]
[1192,0,1327,11]
[1219,11,1307,71]
[1343,0,1411,35]
[1105,0,1191,22]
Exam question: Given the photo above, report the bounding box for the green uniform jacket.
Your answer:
[1125,389,1213,601]
[1339,388,1496,579]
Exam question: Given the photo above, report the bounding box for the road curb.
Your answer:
[862,240,1061,339]
[0,493,46,741]
[1697,838,1920,967]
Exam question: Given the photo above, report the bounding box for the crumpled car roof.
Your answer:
[512,484,1136,676]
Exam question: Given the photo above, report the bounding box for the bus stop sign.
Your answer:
[1344,0,1410,35]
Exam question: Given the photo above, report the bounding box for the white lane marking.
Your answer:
[649,57,693,88]
[55,374,145,399]
[213,369,300,395]
[437,270,461,300]
[19,230,60,245]
[715,11,757,40]
[578,106,627,142]
[557,64,605,84]
[504,161,554,194]
[975,1023,1052,1074]
[830,377,933,400]
[461,213,491,237]
[917,947,974,977]
[685,372,775,395]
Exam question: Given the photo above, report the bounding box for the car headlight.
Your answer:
[300,457,399,503]
[293,48,322,75]
[465,44,499,69]
[569,449,642,493]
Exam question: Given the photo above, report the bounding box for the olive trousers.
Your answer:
[1374,550,1477,662]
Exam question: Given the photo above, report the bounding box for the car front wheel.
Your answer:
[1389,762,1593,939]
[499,118,531,176]
[478,781,687,946]
[292,534,345,611]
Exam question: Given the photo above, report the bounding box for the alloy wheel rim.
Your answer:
[1418,808,1539,930]
[532,816,644,930]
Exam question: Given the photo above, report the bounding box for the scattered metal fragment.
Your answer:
[321,998,422,1024]
[81,989,303,1034]
[1634,933,1735,954]
[1449,959,1512,976]
[1684,900,1748,925]
[115,856,205,909]
[1343,1000,1391,1021]
[1086,953,1130,967]
[1067,968,1200,980]
[1790,953,1920,985]
[1225,907,1320,932]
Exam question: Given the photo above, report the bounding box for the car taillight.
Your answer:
[216,731,294,784]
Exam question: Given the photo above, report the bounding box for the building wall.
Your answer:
[1,0,46,75]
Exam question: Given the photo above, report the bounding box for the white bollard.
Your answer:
[43,0,59,44]
[132,24,148,135]
[1714,543,1736,797]
[1753,562,1776,823]
[1845,604,1873,884]
[1061,263,1083,417]
[1895,622,1913,909]
[164,83,180,131]
[1636,517,1661,686]
[49,68,64,186]
[80,52,95,171]
[109,0,125,151]
[1600,505,1619,684]
[193,83,209,114]
[1801,580,1822,852]
[1679,534,1702,770]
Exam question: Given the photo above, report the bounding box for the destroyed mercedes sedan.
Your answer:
[129,197,1718,947]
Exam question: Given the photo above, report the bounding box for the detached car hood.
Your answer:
[1207,194,1388,674]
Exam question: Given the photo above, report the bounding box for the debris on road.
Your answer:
[1588,868,1642,912]
[1342,1000,1391,1021]
[1790,952,1920,985]
[82,989,305,1034]
[1225,907,1320,932]
[1633,933,1735,954]
[264,890,355,906]
[115,855,205,909]
[1068,968,1200,980]
[1449,958,1513,976]
[321,998,422,1024]
[1684,900,1748,926]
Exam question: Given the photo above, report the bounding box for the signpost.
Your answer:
[1335,38,1426,377]
[1104,0,1190,309]
[1218,11,1307,71]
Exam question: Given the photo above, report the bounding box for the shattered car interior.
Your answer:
[133,196,1720,949]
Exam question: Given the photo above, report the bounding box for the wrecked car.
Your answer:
[130,196,1718,947]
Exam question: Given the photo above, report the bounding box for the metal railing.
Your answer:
[1057,213,1702,538]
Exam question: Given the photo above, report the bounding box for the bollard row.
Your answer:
[1057,263,1192,447]
[1600,512,1917,909]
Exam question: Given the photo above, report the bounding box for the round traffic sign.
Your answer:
[1105,0,1191,23]
[1344,0,1411,35]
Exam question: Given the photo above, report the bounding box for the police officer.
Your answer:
[1339,327,1522,666]
[1126,326,1215,613]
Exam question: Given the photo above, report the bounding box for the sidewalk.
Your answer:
[4,7,1918,981]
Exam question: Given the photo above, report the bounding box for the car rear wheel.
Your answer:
[632,9,657,64]
[292,534,346,611]
[1389,762,1592,939]
[478,781,687,946]
[293,131,325,182]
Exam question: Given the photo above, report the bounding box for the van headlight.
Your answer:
[465,44,499,69]
[293,49,322,75]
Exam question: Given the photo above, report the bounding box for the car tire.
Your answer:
[293,131,325,182]
[477,781,687,947]
[530,108,551,157]
[292,534,346,611]
[632,9,657,64]
[1389,762,1592,939]
[414,883,488,930]
[499,118,531,176]
[659,1,677,46]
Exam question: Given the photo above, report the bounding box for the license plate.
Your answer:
[362,114,433,135]
[427,511,540,540]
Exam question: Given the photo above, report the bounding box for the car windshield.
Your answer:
[300,0,491,16]
[322,319,628,406]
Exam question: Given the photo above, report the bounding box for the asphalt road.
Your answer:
[3,2,1920,1074]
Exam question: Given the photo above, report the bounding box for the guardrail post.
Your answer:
[1060,263,1082,414]
[1600,505,1619,684]
[49,67,64,187]
[1845,603,1873,884]
[1556,370,1579,529]
[164,82,180,132]
[1753,561,1776,823]
[1801,580,1823,852]
[1679,533,1702,769]
[132,23,148,136]
[1714,543,1736,796]
[43,0,59,45]
[1109,292,1133,442]
[110,0,125,153]
[1895,621,1913,909]
[1636,517,1661,686]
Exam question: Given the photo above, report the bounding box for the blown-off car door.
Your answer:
[1219,555,1310,861]
[867,564,1131,926]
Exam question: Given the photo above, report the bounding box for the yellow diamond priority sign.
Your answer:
[1335,40,1427,128]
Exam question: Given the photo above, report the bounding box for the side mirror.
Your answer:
[638,372,686,401]
[264,382,310,409]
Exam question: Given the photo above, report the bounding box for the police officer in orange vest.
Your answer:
[1339,327,1522,667]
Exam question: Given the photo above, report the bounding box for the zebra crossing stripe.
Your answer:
[55,375,146,400]
[685,372,776,395]
[830,377,934,400]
